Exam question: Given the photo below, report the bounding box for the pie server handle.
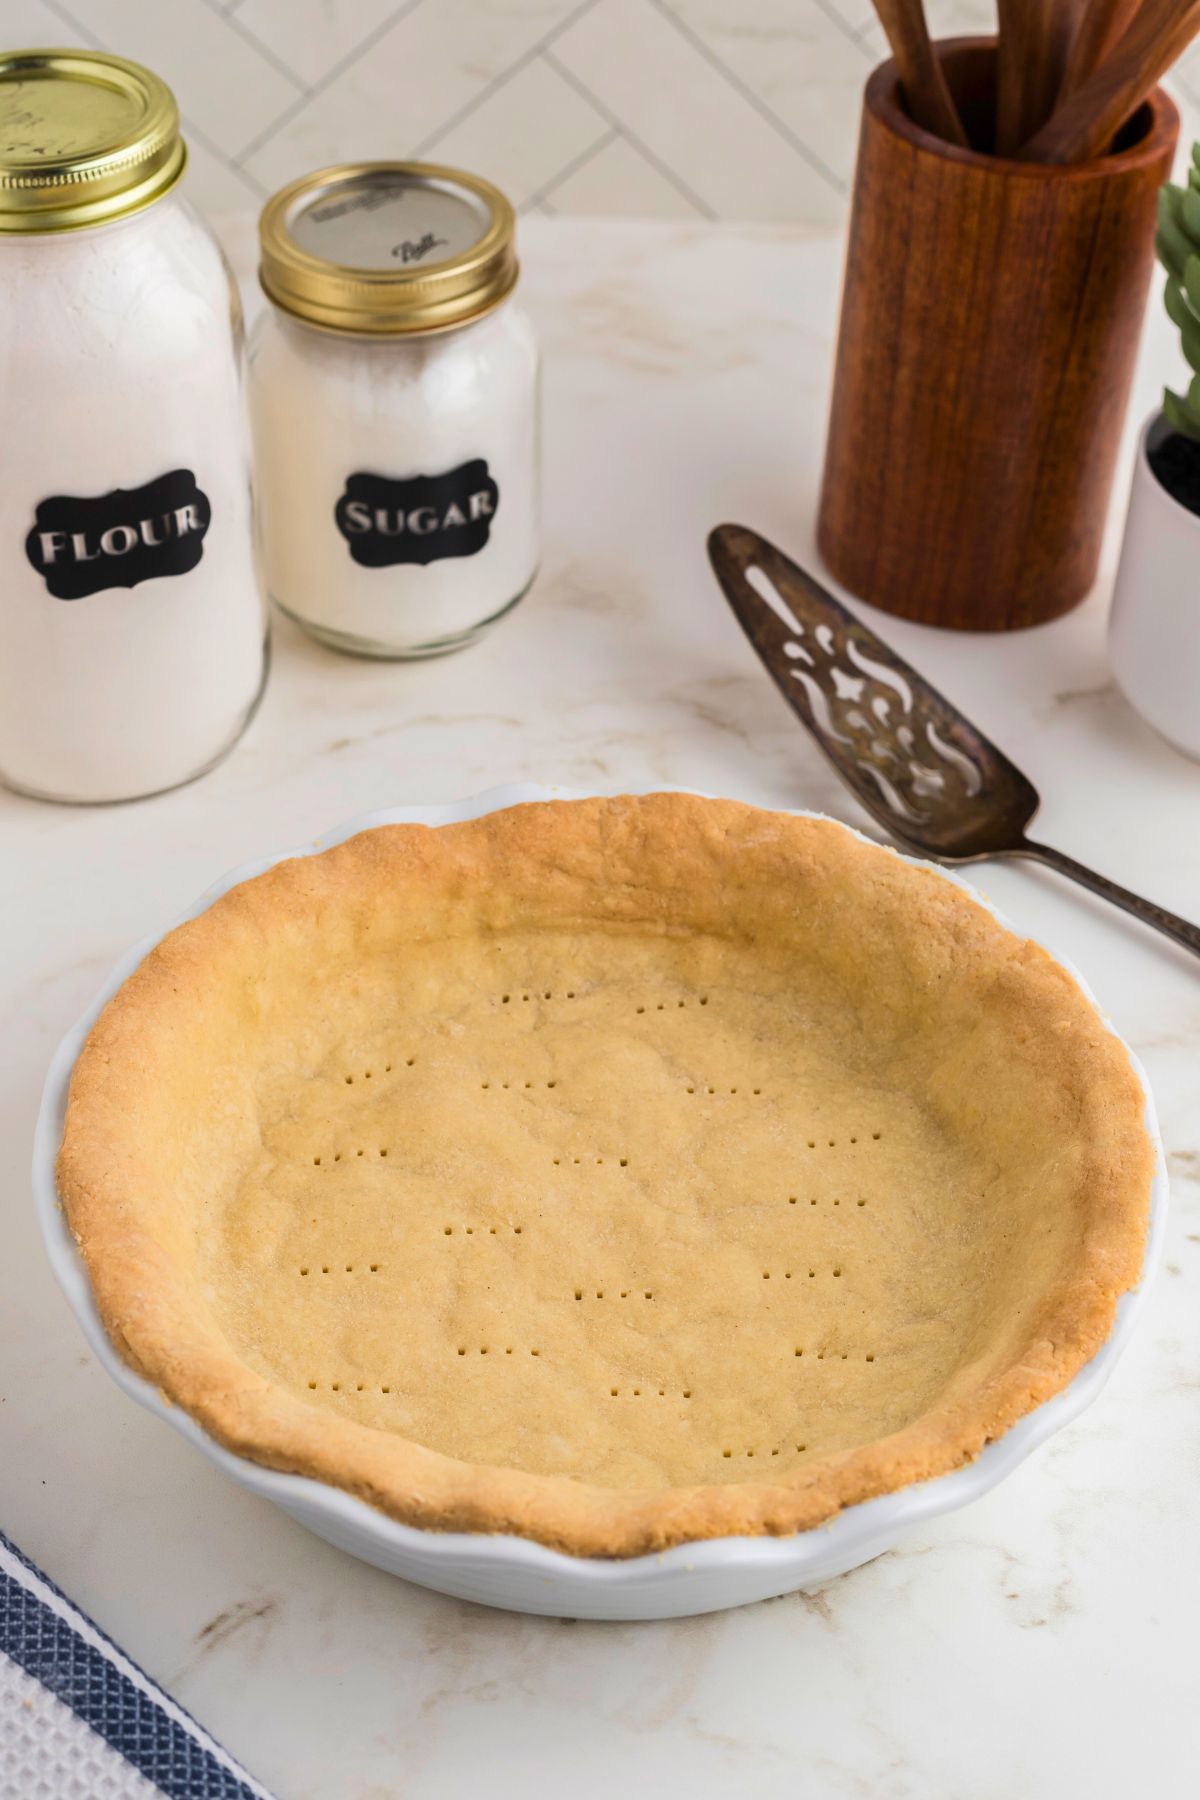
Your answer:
[706,522,1200,963]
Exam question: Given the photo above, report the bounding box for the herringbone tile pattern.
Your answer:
[9,0,1198,223]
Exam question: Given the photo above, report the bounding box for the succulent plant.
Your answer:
[1156,147,1200,442]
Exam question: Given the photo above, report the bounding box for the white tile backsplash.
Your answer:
[538,127,701,215]
[9,0,1200,224]
[233,0,415,89]
[238,0,583,194]
[550,0,847,222]
[663,0,874,187]
[5,0,87,45]
[428,52,611,208]
[45,0,301,156]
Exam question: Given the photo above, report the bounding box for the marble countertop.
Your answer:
[3,217,1198,1800]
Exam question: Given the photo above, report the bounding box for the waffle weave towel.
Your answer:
[0,1531,274,1799]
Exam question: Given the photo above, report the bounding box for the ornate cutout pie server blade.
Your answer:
[708,523,1200,960]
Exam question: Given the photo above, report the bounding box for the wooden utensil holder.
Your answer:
[817,39,1177,631]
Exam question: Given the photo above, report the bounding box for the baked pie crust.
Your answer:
[57,795,1154,1557]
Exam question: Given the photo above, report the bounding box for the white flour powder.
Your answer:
[0,195,266,802]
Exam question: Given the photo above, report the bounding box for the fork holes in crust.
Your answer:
[555,1155,629,1169]
[610,1386,690,1399]
[307,1381,434,1397]
[342,1061,410,1085]
[788,1195,863,1209]
[442,1224,522,1236]
[300,1263,382,1276]
[577,1288,653,1302]
[633,995,705,1015]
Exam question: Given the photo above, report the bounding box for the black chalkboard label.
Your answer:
[335,461,499,567]
[25,469,211,601]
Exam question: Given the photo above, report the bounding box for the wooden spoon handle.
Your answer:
[1058,0,1143,98]
[1022,0,1200,163]
[872,0,968,145]
[995,0,1078,155]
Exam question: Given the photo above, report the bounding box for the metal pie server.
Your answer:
[708,523,1200,960]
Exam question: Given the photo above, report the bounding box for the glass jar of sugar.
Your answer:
[0,49,266,804]
[249,162,540,658]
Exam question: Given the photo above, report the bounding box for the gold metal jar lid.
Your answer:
[0,49,185,233]
[258,162,518,335]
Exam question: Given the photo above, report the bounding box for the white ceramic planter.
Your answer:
[1110,411,1200,760]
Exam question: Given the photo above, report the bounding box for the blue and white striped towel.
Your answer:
[0,1532,274,1799]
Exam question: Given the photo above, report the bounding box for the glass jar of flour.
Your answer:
[250,162,540,658]
[0,50,266,803]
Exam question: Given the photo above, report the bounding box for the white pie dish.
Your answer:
[33,784,1167,1620]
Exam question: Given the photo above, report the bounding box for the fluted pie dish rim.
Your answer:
[35,786,1165,1616]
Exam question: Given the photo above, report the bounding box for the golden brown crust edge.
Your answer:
[56,794,1156,1559]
